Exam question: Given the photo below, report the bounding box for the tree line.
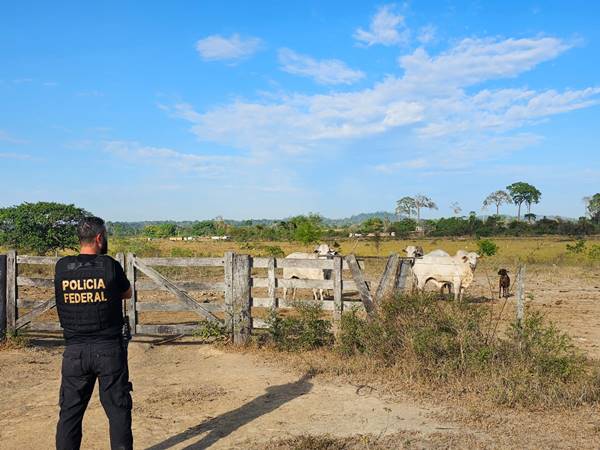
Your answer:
[0,192,599,254]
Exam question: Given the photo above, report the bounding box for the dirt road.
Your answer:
[0,340,450,449]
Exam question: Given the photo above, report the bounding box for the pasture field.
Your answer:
[1,236,600,448]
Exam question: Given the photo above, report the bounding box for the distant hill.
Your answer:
[321,211,397,226]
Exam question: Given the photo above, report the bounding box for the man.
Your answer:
[54,217,133,450]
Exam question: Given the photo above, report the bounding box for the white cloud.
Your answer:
[374,158,429,173]
[278,48,365,85]
[416,87,600,138]
[170,86,424,157]
[0,152,33,160]
[104,141,247,177]
[354,4,409,47]
[417,25,436,44]
[399,37,570,88]
[168,35,599,171]
[196,33,262,62]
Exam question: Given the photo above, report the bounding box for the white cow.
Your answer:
[412,251,480,300]
[403,245,424,258]
[404,247,452,294]
[283,244,338,301]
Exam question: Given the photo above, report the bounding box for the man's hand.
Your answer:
[122,287,132,299]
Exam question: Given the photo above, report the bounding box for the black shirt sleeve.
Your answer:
[113,259,131,293]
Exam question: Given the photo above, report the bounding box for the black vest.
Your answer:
[54,255,123,334]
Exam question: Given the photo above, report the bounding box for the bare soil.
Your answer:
[0,340,450,449]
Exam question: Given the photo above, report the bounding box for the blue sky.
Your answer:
[1,1,599,221]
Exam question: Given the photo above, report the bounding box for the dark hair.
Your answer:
[77,217,106,243]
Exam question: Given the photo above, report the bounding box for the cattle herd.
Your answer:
[282,243,499,301]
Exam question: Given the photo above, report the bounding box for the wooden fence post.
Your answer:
[267,257,277,309]
[374,253,399,304]
[516,265,525,329]
[0,254,6,339]
[124,253,137,336]
[332,255,343,330]
[232,254,252,345]
[346,254,376,318]
[395,259,412,292]
[6,250,17,335]
[224,252,234,336]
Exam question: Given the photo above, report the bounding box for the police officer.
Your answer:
[54,217,133,450]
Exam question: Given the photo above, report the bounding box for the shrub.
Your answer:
[336,308,367,356]
[566,239,586,254]
[336,293,600,407]
[267,301,333,351]
[588,244,600,260]
[192,320,228,342]
[264,245,285,257]
[477,239,498,256]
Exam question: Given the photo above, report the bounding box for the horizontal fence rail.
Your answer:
[16,255,61,265]
[137,257,225,267]
[135,280,226,292]
[2,250,411,344]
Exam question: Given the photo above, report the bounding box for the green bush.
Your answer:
[588,244,600,260]
[336,308,367,356]
[267,301,333,351]
[566,239,586,254]
[477,239,498,256]
[192,320,228,342]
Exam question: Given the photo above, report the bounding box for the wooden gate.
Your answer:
[0,250,412,345]
[125,252,251,344]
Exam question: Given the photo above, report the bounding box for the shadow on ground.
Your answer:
[145,372,314,450]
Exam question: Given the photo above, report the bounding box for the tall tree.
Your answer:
[585,193,600,224]
[482,190,512,215]
[506,182,541,221]
[0,202,89,254]
[290,214,323,245]
[414,194,438,223]
[395,196,416,219]
[450,201,462,216]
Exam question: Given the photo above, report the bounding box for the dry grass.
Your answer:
[252,292,600,411]
[0,332,30,351]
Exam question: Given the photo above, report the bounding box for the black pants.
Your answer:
[56,340,133,450]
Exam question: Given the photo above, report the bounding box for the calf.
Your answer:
[498,269,510,298]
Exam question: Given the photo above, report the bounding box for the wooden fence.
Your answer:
[0,250,412,344]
